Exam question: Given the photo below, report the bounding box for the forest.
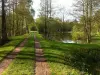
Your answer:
[0,0,34,45]
[0,0,100,75]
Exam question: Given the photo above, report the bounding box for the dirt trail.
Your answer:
[0,39,27,75]
[34,36,50,75]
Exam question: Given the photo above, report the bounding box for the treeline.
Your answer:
[36,16,75,40]
[72,0,100,43]
[0,0,34,45]
[36,0,100,43]
[36,0,75,40]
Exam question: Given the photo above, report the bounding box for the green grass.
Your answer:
[2,33,35,75]
[0,34,27,61]
[91,36,100,44]
[36,33,100,75]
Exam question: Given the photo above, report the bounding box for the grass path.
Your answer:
[0,39,27,75]
[36,33,100,75]
[0,35,26,61]
[2,33,35,75]
[34,35,50,75]
[1,32,99,75]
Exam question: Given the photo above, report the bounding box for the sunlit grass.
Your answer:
[36,33,100,75]
[91,36,100,44]
[0,35,26,61]
[2,33,35,75]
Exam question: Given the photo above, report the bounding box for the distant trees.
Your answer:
[93,10,100,35]
[36,17,74,40]
[73,0,100,43]
[0,0,34,45]
[39,0,53,38]
[36,0,100,43]
[37,0,77,40]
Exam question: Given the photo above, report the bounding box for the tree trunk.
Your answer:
[12,1,15,36]
[1,0,8,45]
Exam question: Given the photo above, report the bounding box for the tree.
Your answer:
[39,0,53,38]
[0,0,34,45]
[73,0,100,43]
[1,0,8,44]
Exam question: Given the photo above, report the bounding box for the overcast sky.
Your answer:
[32,0,75,20]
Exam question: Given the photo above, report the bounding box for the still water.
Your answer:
[62,40,75,43]
[50,32,81,43]
[59,33,77,43]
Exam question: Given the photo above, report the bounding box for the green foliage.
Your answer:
[72,9,100,43]
[29,23,37,31]
[72,22,84,41]
[36,17,74,40]
[72,32,84,41]
[0,0,34,44]
[93,9,100,36]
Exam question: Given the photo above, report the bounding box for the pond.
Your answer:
[59,32,79,43]
[62,40,75,43]
[49,32,82,43]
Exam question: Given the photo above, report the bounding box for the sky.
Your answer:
[32,0,75,20]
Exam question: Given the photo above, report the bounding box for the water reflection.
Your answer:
[62,40,75,43]
[50,32,81,43]
[60,32,77,43]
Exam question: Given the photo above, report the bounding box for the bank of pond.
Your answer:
[45,32,100,44]
[36,32,100,75]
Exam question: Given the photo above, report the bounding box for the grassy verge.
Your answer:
[91,36,100,44]
[2,33,34,75]
[0,34,28,61]
[36,32,100,75]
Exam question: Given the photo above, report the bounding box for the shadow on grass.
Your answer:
[0,48,35,62]
[42,40,100,75]
[0,38,35,63]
